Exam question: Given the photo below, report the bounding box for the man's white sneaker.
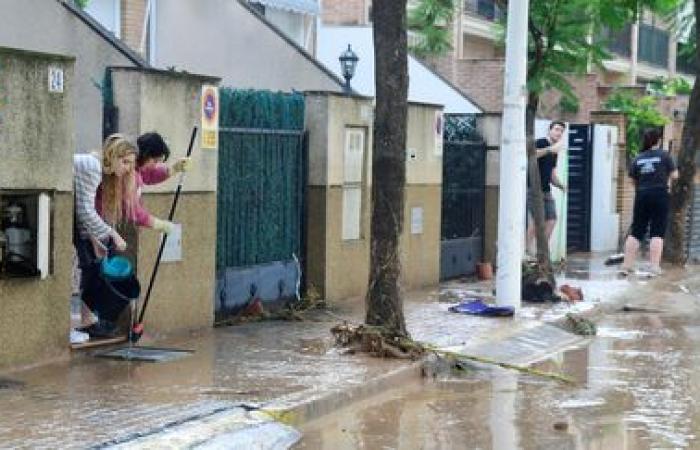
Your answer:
[70,329,90,344]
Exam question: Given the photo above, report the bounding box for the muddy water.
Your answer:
[297,281,700,449]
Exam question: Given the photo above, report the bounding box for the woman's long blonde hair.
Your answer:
[100,134,137,225]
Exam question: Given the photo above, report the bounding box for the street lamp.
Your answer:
[339,44,359,93]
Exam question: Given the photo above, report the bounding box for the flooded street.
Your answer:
[2,257,700,448]
[297,274,700,449]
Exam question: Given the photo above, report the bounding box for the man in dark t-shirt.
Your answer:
[621,128,678,276]
[526,121,567,254]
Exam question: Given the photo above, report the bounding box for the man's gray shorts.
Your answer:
[527,191,557,221]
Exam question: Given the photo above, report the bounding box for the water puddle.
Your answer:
[297,307,700,449]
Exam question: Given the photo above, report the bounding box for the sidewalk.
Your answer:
[0,255,642,448]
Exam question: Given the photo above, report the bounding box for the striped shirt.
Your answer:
[74,153,112,241]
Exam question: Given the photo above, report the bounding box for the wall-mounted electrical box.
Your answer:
[0,191,51,280]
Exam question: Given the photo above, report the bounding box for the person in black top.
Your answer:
[527,121,567,253]
[621,128,678,276]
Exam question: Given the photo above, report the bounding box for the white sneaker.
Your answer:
[648,266,664,276]
[70,329,90,344]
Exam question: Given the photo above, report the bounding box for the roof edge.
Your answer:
[410,54,486,113]
[60,1,149,69]
[0,46,76,61]
[237,0,347,92]
[109,65,221,82]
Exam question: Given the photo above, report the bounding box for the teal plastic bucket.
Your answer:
[100,255,133,281]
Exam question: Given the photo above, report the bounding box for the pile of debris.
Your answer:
[521,261,583,303]
[330,323,425,360]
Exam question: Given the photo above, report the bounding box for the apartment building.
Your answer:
[450,1,693,119]
[322,0,693,117]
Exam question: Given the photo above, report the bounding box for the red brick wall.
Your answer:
[121,0,147,54]
[539,74,601,123]
[322,0,367,25]
[422,57,505,113]
[452,59,504,113]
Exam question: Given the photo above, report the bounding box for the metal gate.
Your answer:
[567,124,593,252]
[440,115,486,280]
[216,89,306,315]
[686,184,700,262]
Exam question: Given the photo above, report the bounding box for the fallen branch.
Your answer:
[619,305,663,313]
[330,320,575,384]
[424,345,576,385]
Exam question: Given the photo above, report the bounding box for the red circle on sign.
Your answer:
[203,89,216,121]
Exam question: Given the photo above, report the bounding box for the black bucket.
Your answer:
[83,272,141,322]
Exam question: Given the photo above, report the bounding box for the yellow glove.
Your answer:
[151,217,175,235]
[171,157,193,174]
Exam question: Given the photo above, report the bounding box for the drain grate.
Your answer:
[97,346,193,363]
[0,377,25,391]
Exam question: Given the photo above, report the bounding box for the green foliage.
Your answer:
[407,0,455,56]
[559,95,580,114]
[647,76,693,96]
[492,0,683,109]
[605,90,669,156]
[677,22,697,72]
[73,0,90,9]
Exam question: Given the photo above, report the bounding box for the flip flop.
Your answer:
[448,299,514,317]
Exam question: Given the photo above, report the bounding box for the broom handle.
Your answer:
[138,126,198,324]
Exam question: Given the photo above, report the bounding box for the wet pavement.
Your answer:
[296,263,700,449]
[0,254,687,448]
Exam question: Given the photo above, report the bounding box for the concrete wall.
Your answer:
[0,49,76,369]
[591,111,631,248]
[110,68,219,336]
[305,93,374,302]
[152,0,343,93]
[0,0,142,153]
[305,92,441,303]
[478,114,502,265]
[401,104,443,289]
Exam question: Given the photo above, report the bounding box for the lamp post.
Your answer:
[496,0,529,309]
[339,44,359,93]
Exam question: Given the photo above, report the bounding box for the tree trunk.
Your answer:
[526,93,555,285]
[365,0,409,338]
[666,0,700,264]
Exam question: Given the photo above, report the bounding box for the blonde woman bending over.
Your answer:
[73,134,137,338]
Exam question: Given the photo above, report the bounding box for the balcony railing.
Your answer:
[464,0,504,22]
[599,25,632,58]
[638,23,669,68]
[677,42,697,74]
[677,54,696,74]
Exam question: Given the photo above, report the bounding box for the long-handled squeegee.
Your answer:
[129,126,198,343]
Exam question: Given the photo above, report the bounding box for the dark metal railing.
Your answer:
[599,25,632,58]
[677,46,697,74]
[638,23,670,68]
[463,0,504,22]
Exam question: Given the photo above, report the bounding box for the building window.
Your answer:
[464,0,504,22]
[249,1,266,16]
[599,25,632,58]
[638,23,670,68]
[84,0,121,38]
[342,128,365,241]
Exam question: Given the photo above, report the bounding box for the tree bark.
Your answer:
[365,0,409,338]
[666,0,700,265]
[526,93,555,285]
